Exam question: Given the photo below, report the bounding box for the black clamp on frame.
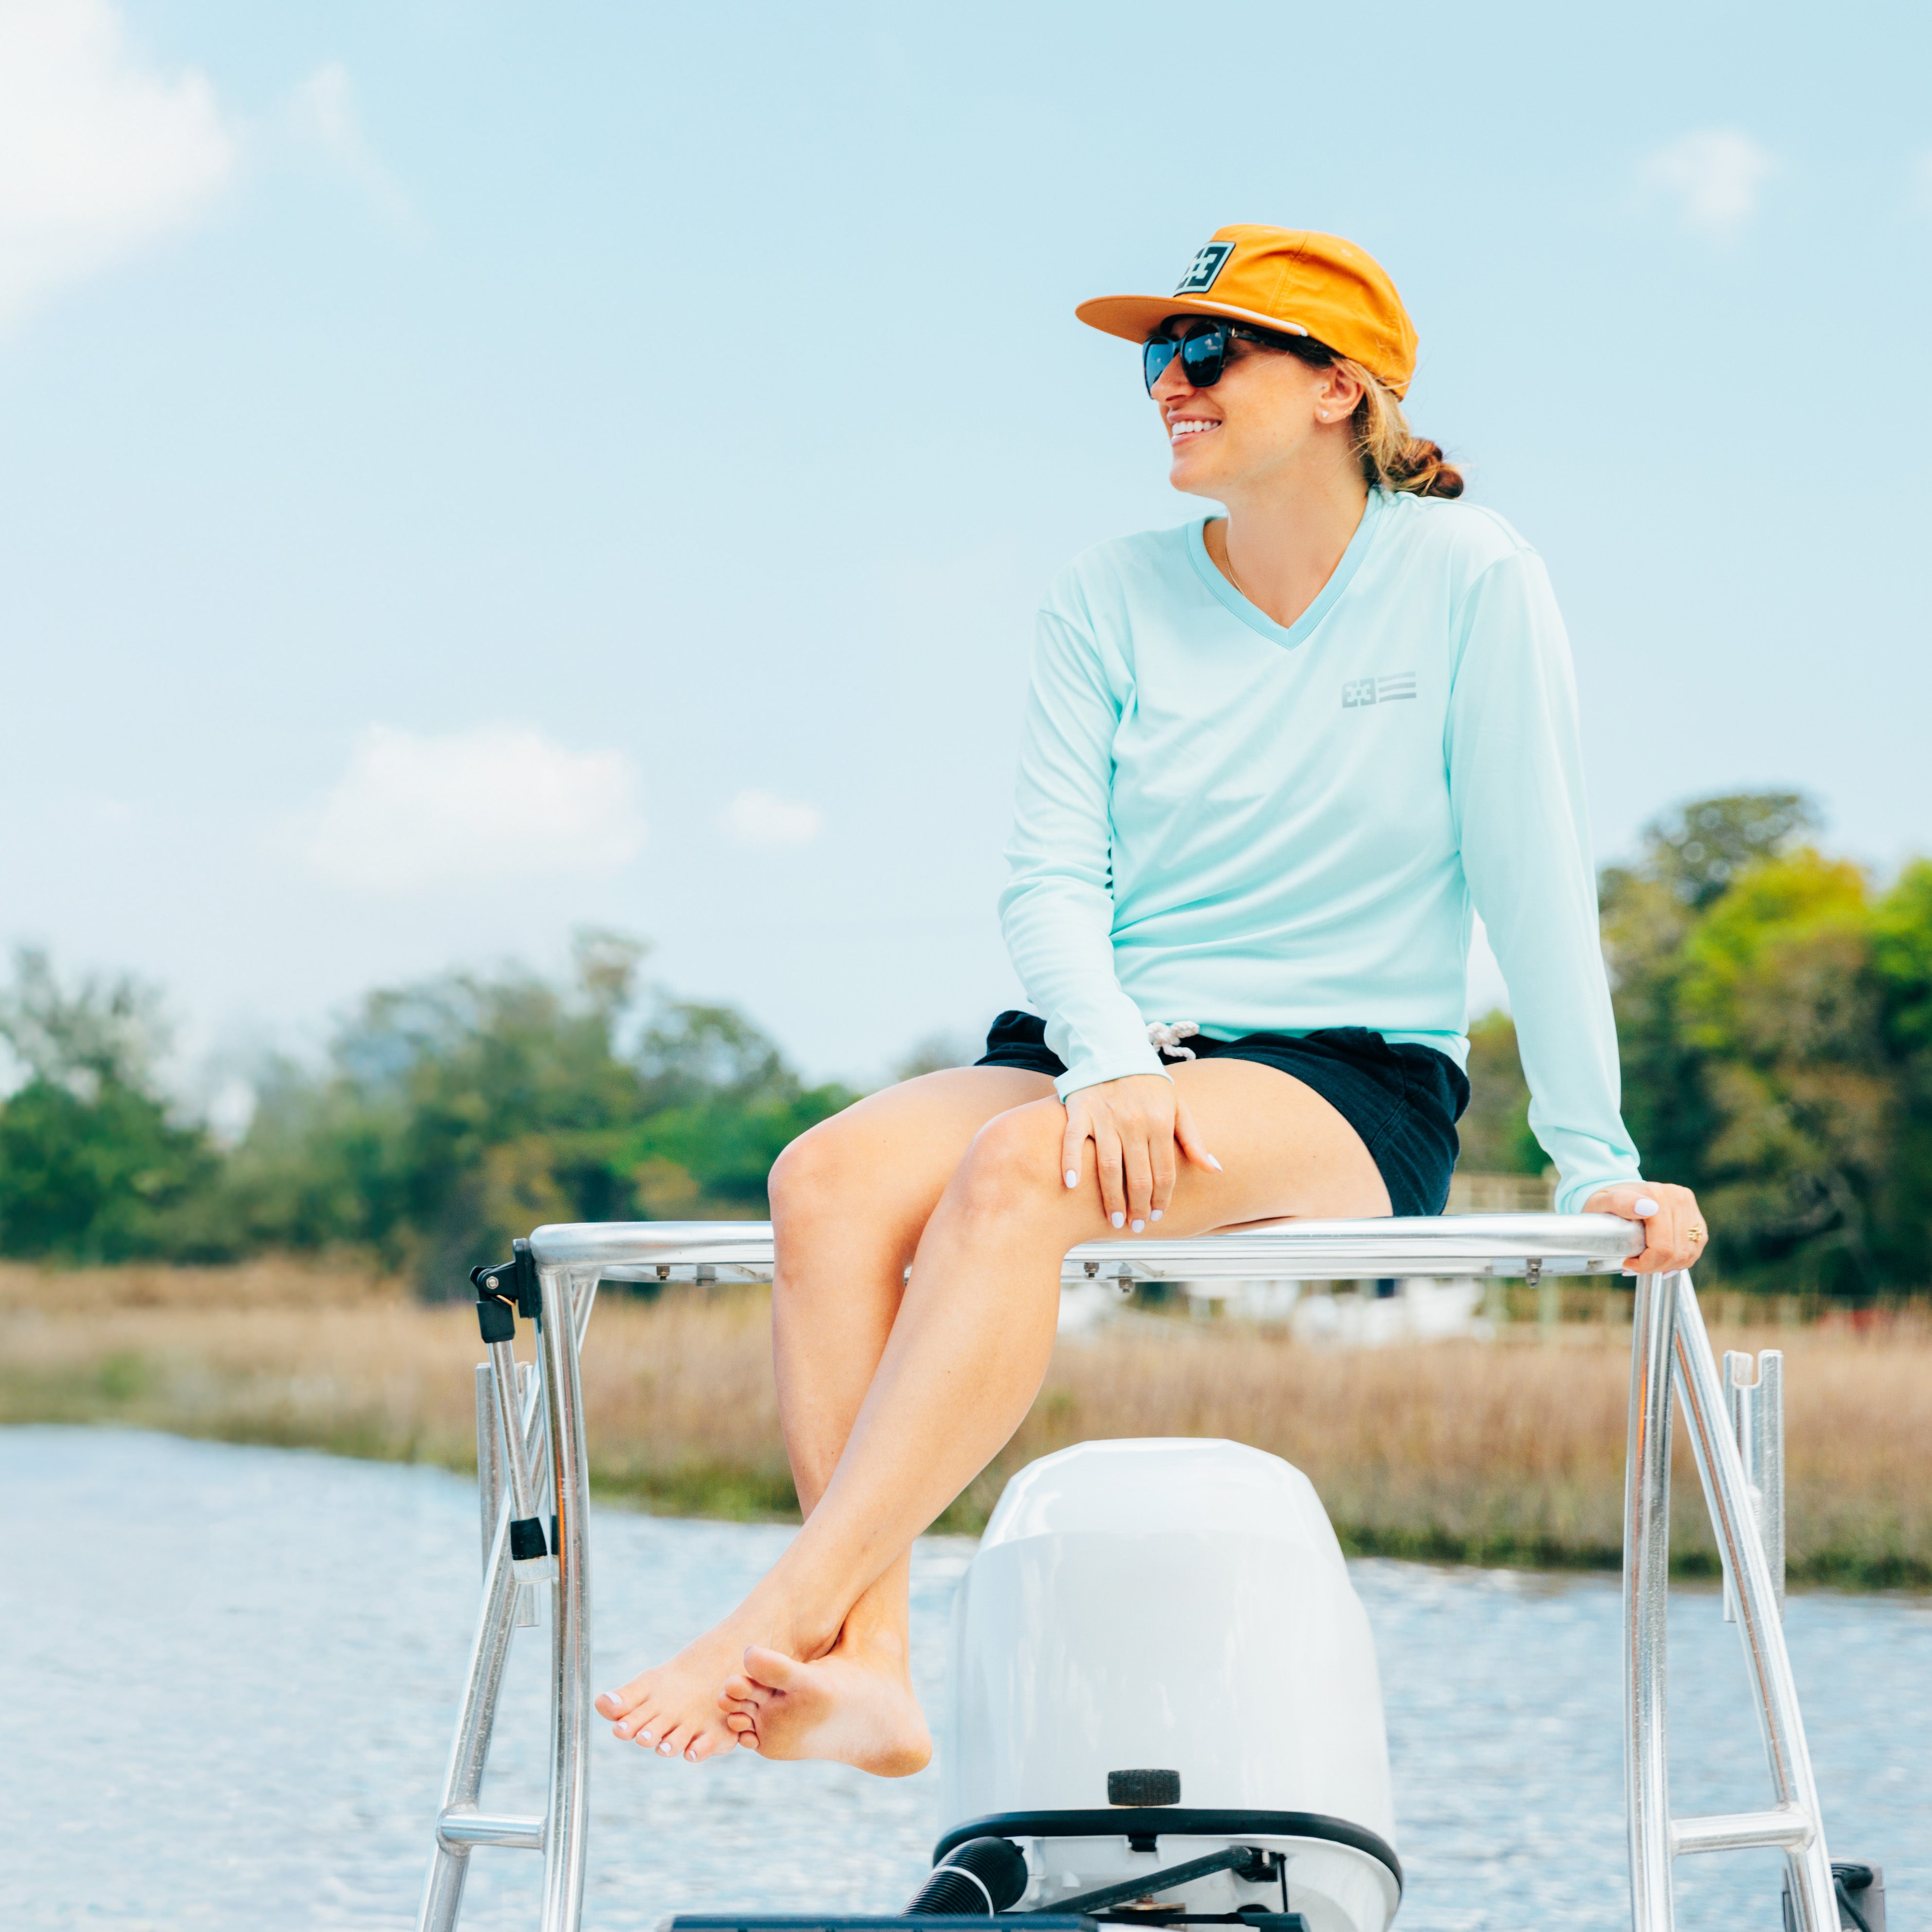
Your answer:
[469,1237,555,1573]
[471,1237,543,1341]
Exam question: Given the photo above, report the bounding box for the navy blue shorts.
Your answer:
[974,1012,1469,1219]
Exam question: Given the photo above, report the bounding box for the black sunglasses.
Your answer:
[1142,318,1304,394]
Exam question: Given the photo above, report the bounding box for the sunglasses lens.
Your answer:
[1179,325,1227,386]
[1142,339,1181,392]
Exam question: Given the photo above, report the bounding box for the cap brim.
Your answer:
[1074,293,1314,344]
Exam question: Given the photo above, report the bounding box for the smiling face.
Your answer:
[1149,318,1365,502]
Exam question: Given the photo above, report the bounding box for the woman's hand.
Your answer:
[1581,1180,1708,1275]
[1061,1074,1222,1231]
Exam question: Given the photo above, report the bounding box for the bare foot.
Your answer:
[597,1604,817,1763]
[717,1636,931,1776]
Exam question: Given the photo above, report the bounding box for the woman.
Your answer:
[594,225,1705,1775]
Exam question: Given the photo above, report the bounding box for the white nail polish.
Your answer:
[1634,1196,1660,1216]
[1065,1169,1079,1188]
[1206,1155,1223,1172]
[1131,1218,1145,1232]
[1151,1208,1163,1221]
[1111,1211,1125,1229]
[657,1740,675,1756]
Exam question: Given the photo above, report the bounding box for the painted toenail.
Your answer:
[1151,1209,1163,1220]
[657,1741,674,1755]
[1131,1218,1144,1232]
[1111,1211,1124,1228]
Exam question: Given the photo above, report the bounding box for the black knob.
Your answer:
[1108,1768,1181,1806]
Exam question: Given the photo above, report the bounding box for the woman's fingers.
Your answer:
[1060,1099,1088,1192]
[1585,1182,1705,1274]
[1149,1125,1177,1220]
[1173,1099,1223,1175]
[1094,1125,1128,1228]
[1122,1132,1155,1230]
[1060,1081,1223,1233]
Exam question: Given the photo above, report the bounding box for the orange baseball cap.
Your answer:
[1076,225,1419,398]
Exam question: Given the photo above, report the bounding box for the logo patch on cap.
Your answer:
[1174,241,1234,295]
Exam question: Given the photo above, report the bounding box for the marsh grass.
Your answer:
[5,1261,1927,1585]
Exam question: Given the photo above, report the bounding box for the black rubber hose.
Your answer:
[906,1836,1029,1915]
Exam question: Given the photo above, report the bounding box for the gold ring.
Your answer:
[1688,1225,1705,1243]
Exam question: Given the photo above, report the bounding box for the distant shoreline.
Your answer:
[6,1259,1928,1589]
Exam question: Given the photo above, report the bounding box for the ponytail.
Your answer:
[1344,359,1463,498]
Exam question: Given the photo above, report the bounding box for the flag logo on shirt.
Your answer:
[1342,673,1418,709]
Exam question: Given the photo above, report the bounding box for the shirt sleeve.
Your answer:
[1446,547,1644,1214]
[998,607,1169,1100]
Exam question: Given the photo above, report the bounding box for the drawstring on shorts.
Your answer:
[1146,1020,1201,1062]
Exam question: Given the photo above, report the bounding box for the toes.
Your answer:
[741,1645,798,1691]
[612,1700,659,1742]
[720,1673,763,1705]
[724,1710,757,1734]
[596,1682,645,1720]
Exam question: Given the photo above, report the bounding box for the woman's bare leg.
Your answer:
[725,1067,1056,1772]
[599,1056,1389,1765]
[594,1066,1054,1764]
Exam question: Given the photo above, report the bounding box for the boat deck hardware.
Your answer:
[1783,1862,1885,1932]
[911,1836,1030,1914]
[1045,1845,1282,1919]
[670,1920,1100,1932]
[413,1214,1845,1932]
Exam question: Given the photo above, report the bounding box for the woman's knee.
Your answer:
[768,1115,863,1227]
[952,1101,1065,1218]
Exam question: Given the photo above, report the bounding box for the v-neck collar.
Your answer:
[1185,487,1387,650]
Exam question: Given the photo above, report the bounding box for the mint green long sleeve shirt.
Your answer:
[997,487,1643,1216]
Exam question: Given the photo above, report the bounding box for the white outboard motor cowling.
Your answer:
[938,1439,1401,1932]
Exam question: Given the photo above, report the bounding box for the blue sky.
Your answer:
[4,0,1930,1100]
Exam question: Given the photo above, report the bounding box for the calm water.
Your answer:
[3,1426,1926,1931]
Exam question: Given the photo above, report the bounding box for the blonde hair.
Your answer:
[1340,357,1463,498]
[1277,336,1464,498]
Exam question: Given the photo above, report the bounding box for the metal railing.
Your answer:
[413,1213,1837,1932]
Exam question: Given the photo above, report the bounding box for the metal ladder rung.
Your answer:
[439,1809,546,1851]
[1671,1808,1815,1857]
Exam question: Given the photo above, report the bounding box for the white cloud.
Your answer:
[1640,128,1777,238]
[296,724,646,895]
[284,60,410,226]
[720,788,824,850]
[0,0,236,325]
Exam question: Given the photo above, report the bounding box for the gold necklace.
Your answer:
[1215,525,1254,603]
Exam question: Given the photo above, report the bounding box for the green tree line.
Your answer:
[5,793,1931,1294]
[1459,793,1932,1292]
[0,933,855,1294]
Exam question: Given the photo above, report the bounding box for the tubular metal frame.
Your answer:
[412,1214,1835,1932]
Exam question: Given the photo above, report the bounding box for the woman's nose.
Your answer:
[1151,359,1195,402]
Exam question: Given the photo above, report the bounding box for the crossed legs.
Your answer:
[593,1055,1390,1770]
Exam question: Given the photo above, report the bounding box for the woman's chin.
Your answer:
[1167,448,1225,494]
